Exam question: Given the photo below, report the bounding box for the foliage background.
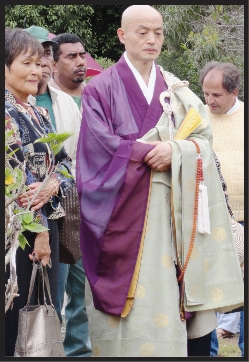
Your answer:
[5,5,244,101]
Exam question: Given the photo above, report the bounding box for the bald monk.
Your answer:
[76,5,244,357]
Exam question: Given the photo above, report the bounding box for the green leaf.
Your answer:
[22,212,33,224]
[18,233,30,249]
[5,166,24,193]
[34,133,57,143]
[57,168,75,179]
[23,223,49,233]
[6,148,18,157]
[5,168,12,177]
[53,132,74,143]
[5,129,14,138]
[6,184,15,194]
[52,143,64,155]
[14,167,24,183]
[5,186,10,196]
[34,132,73,145]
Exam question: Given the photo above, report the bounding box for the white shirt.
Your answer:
[124,51,156,105]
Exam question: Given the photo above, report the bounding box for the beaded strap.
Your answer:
[177,139,203,283]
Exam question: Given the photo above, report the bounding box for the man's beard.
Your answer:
[72,77,84,84]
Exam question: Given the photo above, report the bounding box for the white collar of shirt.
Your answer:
[124,51,156,105]
[226,97,240,114]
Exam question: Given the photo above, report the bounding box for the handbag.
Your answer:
[58,185,82,264]
[14,262,65,357]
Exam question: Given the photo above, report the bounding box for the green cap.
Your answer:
[24,25,56,44]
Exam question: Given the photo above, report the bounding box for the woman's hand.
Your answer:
[144,141,172,172]
[18,180,59,211]
[29,231,51,266]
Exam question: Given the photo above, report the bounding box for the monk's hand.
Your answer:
[144,141,172,172]
[18,180,59,211]
[29,231,51,266]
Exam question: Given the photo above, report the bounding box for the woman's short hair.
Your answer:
[5,27,44,69]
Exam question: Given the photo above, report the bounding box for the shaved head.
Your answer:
[117,5,164,73]
[121,5,163,30]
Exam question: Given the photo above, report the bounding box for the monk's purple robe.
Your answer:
[76,55,167,316]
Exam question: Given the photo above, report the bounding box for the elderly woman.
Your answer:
[5,28,75,356]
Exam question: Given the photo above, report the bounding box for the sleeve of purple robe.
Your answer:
[76,68,155,315]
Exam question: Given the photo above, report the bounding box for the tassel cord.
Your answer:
[177,139,210,282]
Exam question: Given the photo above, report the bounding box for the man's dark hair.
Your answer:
[199,60,241,93]
[51,33,85,62]
[5,27,44,69]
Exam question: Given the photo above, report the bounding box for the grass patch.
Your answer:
[218,334,240,357]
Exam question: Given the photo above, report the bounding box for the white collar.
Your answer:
[124,51,156,105]
[226,97,240,114]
